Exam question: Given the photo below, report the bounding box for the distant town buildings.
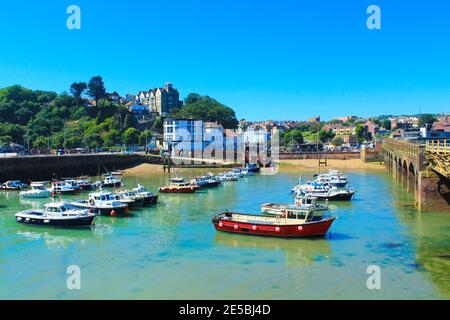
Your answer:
[421,116,450,139]
[336,116,358,122]
[322,123,357,144]
[308,116,321,123]
[117,82,183,117]
[363,120,379,140]
[134,83,183,116]
[389,116,419,131]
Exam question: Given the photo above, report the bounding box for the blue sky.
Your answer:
[0,0,449,120]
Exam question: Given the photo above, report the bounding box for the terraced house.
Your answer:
[136,82,183,116]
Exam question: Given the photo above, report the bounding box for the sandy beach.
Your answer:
[124,159,386,176]
[279,159,385,172]
[124,163,165,176]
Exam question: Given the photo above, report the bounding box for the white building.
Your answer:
[163,119,204,156]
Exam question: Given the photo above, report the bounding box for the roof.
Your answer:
[45,202,66,208]
[204,122,223,129]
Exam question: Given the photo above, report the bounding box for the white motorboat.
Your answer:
[71,192,129,216]
[20,182,51,199]
[15,202,96,228]
[100,175,123,188]
[48,181,80,196]
[132,185,159,205]
[261,195,328,216]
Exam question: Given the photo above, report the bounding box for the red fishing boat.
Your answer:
[159,178,200,194]
[212,205,335,238]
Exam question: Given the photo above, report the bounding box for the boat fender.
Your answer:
[298,226,304,231]
[275,227,281,232]
[110,210,117,217]
[124,207,129,214]
[218,222,224,228]
[252,226,258,231]
[234,224,239,230]
[89,199,95,206]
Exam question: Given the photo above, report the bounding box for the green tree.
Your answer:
[382,119,392,130]
[172,94,238,129]
[282,129,304,146]
[151,116,165,133]
[87,76,106,105]
[33,136,48,150]
[355,124,365,143]
[70,82,87,105]
[0,136,12,149]
[139,130,153,146]
[332,137,344,147]
[124,113,138,129]
[184,93,201,104]
[83,133,103,149]
[419,114,437,128]
[318,129,335,143]
[103,129,121,147]
[123,128,139,145]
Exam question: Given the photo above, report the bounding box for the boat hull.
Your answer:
[102,182,122,188]
[201,181,221,188]
[213,217,335,238]
[16,215,95,228]
[159,187,196,193]
[71,202,129,216]
[142,195,159,205]
[313,192,355,201]
[79,184,96,191]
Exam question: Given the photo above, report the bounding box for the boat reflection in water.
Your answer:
[15,228,96,249]
[213,233,333,267]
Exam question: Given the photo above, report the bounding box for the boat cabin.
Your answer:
[89,192,115,202]
[44,203,86,217]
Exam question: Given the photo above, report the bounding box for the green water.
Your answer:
[0,168,449,300]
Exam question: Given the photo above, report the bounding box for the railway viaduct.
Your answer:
[382,139,450,211]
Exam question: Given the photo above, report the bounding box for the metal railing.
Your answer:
[426,139,450,153]
[382,138,423,160]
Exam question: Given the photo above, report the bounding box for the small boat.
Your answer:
[111,170,125,176]
[71,192,129,216]
[240,168,254,176]
[298,182,355,201]
[304,188,355,201]
[15,202,96,228]
[20,182,51,199]
[71,178,96,191]
[61,179,83,192]
[245,163,260,173]
[212,206,335,238]
[191,176,221,188]
[0,180,28,191]
[261,195,328,216]
[315,170,348,188]
[49,181,80,196]
[100,175,123,188]
[231,169,244,178]
[159,178,199,193]
[218,173,239,182]
[132,185,159,205]
[112,192,143,208]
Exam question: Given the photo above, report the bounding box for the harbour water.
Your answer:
[0,167,449,300]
